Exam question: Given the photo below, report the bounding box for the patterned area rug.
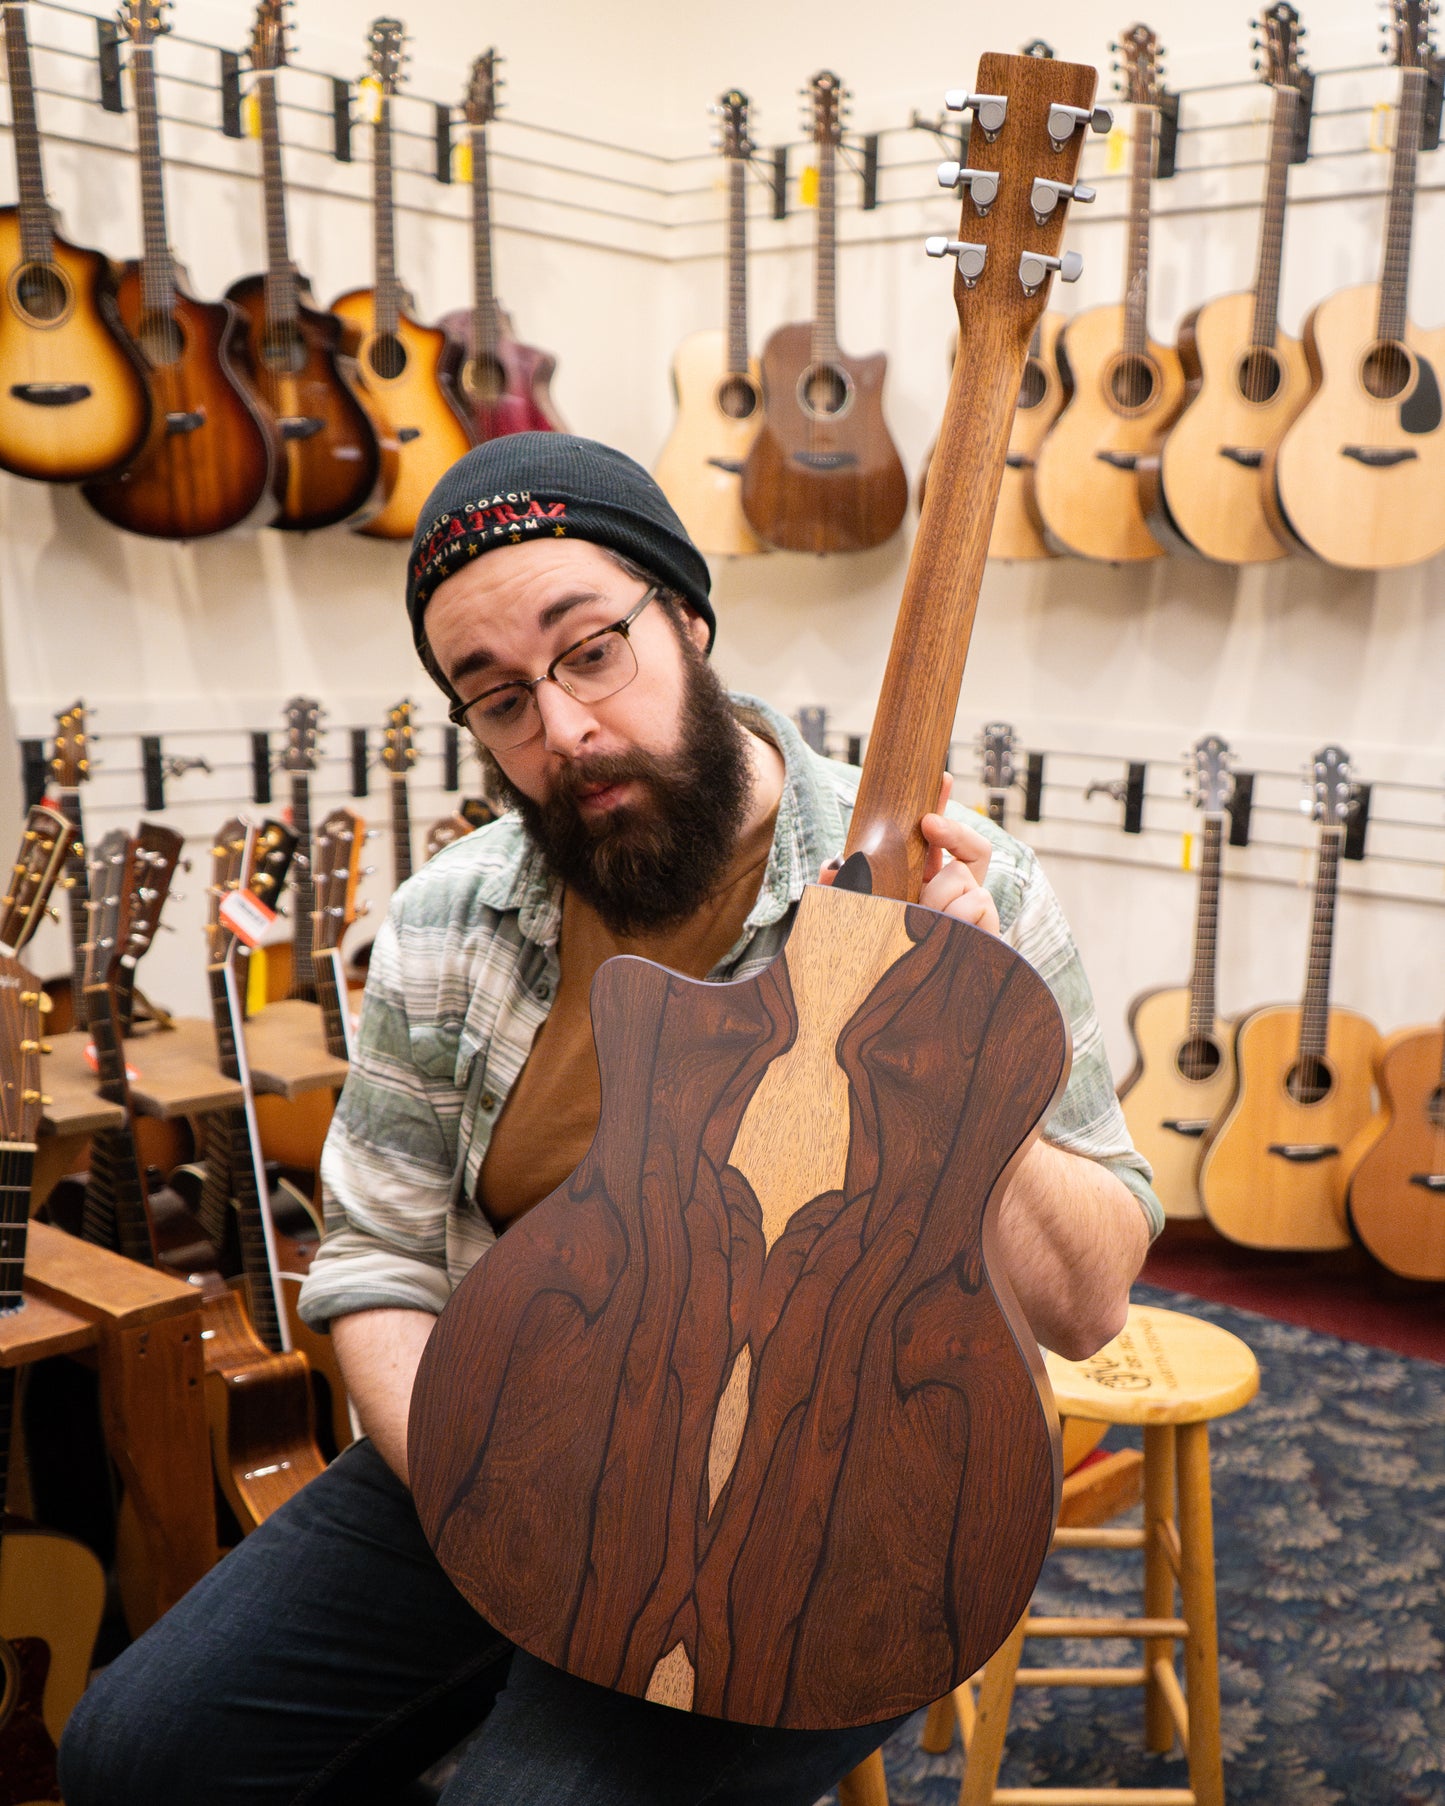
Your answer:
[819,1283,1445,1806]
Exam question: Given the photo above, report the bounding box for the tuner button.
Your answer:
[1018,248,1083,292]
[925,237,988,284]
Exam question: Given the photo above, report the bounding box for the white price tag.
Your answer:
[219,887,278,949]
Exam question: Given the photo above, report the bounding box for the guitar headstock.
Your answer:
[381,700,417,775]
[425,814,475,860]
[716,89,753,160]
[249,0,290,73]
[1308,744,1355,829]
[206,817,296,964]
[979,722,1018,794]
[1115,23,1165,106]
[50,701,91,790]
[249,819,298,915]
[82,828,130,992]
[1186,734,1234,814]
[367,16,406,94]
[0,805,69,956]
[116,822,184,969]
[0,952,46,1146]
[1384,0,1437,69]
[312,809,364,954]
[1256,3,1309,87]
[118,0,170,47]
[281,696,322,772]
[463,48,501,125]
[806,71,846,146]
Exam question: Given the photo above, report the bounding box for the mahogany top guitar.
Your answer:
[653,89,765,557]
[1032,24,1185,561]
[225,0,393,532]
[1144,6,1313,563]
[438,51,564,443]
[1266,0,1445,569]
[1344,1016,1445,1281]
[83,0,277,540]
[0,0,150,482]
[741,72,908,554]
[410,51,1101,1731]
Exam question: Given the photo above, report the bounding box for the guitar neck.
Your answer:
[725,157,749,373]
[1186,814,1224,1033]
[373,96,402,337]
[314,947,354,1062]
[1297,825,1343,1065]
[55,791,89,1025]
[80,985,156,1266]
[811,137,839,366]
[391,773,413,886]
[1121,104,1155,357]
[1249,84,1299,348]
[131,42,176,318]
[1378,66,1426,344]
[0,1139,34,1318]
[470,124,498,360]
[256,72,299,327]
[3,3,52,262]
[289,773,317,996]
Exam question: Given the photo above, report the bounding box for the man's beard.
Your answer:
[490,649,756,937]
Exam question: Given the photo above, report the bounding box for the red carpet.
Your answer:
[1141,1221,1445,1363]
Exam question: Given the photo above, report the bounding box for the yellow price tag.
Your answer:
[1104,124,1128,173]
[358,74,383,125]
[799,161,819,208]
[246,945,270,1016]
[242,88,262,139]
[1369,100,1394,153]
[1180,832,1196,873]
[453,137,473,184]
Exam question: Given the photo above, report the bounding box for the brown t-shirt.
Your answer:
[477,809,777,1230]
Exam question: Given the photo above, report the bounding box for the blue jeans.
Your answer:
[59,1439,898,1805]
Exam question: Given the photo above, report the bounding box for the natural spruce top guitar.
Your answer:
[411,49,1102,1731]
[439,50,565,443]
[0,0,151,483]
[740,71,909,554]
[1267,0,1445,569]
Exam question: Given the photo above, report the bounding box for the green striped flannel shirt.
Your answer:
[299,697,1162,1331]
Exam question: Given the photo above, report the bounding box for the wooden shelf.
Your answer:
[243,999,348,1100]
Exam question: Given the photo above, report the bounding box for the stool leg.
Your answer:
[837,1749,889,1806]
[957,1612,1028,1806]
[921,1695,958,1753]
[1143,1423,1178,1754]
[1178,1421,1225,1806]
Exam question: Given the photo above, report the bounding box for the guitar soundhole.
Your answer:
[13,260,68,324]
[463,354,506,404]
[716,374,758,421]
[1285,1057,1334,1106]
[259,321,307,374]
[1017,358,1047,411]
[1176,1035,1222,1083]
[1361,341,1412,402]
[1236,347,1282,405]
[798,363,853,419]
[368,333,408,381]
[137,310,185,368]
[1107,353,1158,414]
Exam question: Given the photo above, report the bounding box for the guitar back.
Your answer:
[1345,1025,1445,1280]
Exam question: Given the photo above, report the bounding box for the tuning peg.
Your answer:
[937,163,1000,209]
[1018,248,1083,292]
[1031,176,1096,219]
[1047,101,1114,149]
[925,236,987,284]
[943,90,1007,137]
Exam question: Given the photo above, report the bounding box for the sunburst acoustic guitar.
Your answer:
[1141,5,1313,562]
[1265,0,1445,569]
[1032,23,1185,561]
[0,0,150,483]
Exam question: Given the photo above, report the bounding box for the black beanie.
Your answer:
[406,436,715,675]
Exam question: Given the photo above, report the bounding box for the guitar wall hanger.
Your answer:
[1084,763,1148,835]
[140,739,211,812]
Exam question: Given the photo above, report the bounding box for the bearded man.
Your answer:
[61,436,1160,1806]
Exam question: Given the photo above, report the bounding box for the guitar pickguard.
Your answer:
[1401,355,1442,434]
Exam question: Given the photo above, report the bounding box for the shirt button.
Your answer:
[480,1092,496,1112]
[536,981,552,1002]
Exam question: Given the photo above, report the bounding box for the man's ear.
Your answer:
[682,606,710,654]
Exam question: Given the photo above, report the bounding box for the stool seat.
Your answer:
[1045,1305,1259,1426]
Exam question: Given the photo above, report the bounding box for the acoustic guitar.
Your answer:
[381,699,417,891]
[0,0,150,484]
[42,704,90,1035]
[410,50,1101,1730]
[740,71,908,554]
[82,0,276,540]
[1265,0,1445,569]
[424,814,476,859]
[1141,5,1313,563]
[977,721,1019,828]
[332,19,474,542]
[1118,736,1238,1221]
[653,89,765,557]
[1032,24,1185,562]
[1199,746,1381,1251]
[1342,1020,1445,1282]
[0,806,106,1802]
[438,51,565,443]
[225,0,393,532]
[266,695,323,1004]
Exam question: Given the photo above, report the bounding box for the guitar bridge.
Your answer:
[10,381,91,406]
[397,426,421,443]
[1005,452,1035,469]
[1267,1143,1339,1163]
[1341,446,1417,467]
[1095,450,1139,470]
[1161,1118,1211,1138]
[792,451,859,471]
[279,416,325,440]
[1408,1173,1445,1193]
[707,457,744,474]
[1219,446,1262,468]
[165,410,206,435]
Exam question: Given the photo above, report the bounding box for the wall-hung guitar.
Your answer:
[741,71,908,554]
[1032,24,1185,561]
[1199,746,1381,1250]
[1343,1010,1445,1282]
[332,18,474,542]
[977,721,1018,827]
[0,0,150,481]
[654,89,765,557]
[1118,736,1237,1220]
[439,50,564,443]
[225,0,393,532]
[1142,5,1313,562]
[381,698,416,892]
[82,0,277,540]
[1265,0,1445,569]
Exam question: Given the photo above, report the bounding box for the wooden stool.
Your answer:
[938,1305,1259,1806]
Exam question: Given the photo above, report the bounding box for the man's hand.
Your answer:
[820,772,1001,935]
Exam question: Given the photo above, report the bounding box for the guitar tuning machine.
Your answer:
[936,163,1000,212]
[1030,177,1096,221]
[1046,101,1114,151]
[943,90,1007,138]
[1018,249,1082,293]
[925,236,987,286]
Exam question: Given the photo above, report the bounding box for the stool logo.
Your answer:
[1083,1356,1152,1391]
[1079,1320,1178,1393]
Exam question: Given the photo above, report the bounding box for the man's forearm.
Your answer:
[331,1307,438,1487]
[994,1139,1150,1361]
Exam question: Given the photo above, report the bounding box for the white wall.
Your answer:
[3,0,1443,1076]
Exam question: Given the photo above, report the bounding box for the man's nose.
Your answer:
[534,679,601,760]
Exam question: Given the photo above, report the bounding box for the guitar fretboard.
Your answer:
[1121,103,1156,359]
[1298,825,1343,1066]
[1377,66,1426,346]
[0,1140,35,1318]
[256,72,300,329]
[372,97,402,341]
[55,791,88,1026]
[132,42,177,321]
[81,986,156,1267]
[1186,814,1224,1035]
[726,157,749,375]
[469,124,499,364]
[391,774,413,887]
[289,772,317,999]
[811,135,839,368]
[1249,83,1299,349]
[3,3,52,263]
[314,948,354,1062]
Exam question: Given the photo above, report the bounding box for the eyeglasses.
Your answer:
[447,585,661,751]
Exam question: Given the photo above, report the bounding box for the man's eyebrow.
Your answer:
[447,590,607,689]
